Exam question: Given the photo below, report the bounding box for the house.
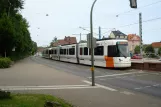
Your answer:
[128,34,140,53]
[109,30,127,39]
[52,36,77,47]
[152,41,161,54]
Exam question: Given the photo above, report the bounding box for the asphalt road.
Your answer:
[31,56,161,99]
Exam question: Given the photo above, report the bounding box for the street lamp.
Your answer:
[90,0,97,86]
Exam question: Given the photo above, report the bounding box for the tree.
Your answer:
[0,0,36,60]
[31,41,37,55]
[79,40,87,43]
[158,47,161,55]
[50,36,57,47]
[134,45,140,54]
[145,45,154,53]
[0,13,15,57]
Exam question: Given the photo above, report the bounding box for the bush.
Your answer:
[0,57,12,68]
[0,90,11,99]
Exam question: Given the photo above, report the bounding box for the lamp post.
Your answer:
[90,0,97,86]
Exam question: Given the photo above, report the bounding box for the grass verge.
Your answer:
[0,94,74,107]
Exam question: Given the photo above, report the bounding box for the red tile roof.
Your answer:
[53,36,77,47]
[128,34,140,41]
[152,42,161,48]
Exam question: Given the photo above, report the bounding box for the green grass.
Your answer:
[0,94,74,107]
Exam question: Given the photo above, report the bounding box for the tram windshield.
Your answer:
[117,42,130,58]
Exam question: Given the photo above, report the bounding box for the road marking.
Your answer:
[145,86,151,88]
[99,79,106,81]
[88,72,144,79]
[153,84,160,87]
[0,85,99,91]
[83,80,117,91]
[120,91,135,95]
[134,87,142,90]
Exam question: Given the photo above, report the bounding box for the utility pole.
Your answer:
[90,0,97,86]
[99,26,101,40]
[139,13,143,58]
[80,33,82,42]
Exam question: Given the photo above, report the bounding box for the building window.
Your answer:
[84,47,88,55]
[69,48,75,55]
[94,46,104,56]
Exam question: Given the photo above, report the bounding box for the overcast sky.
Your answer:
[21,0,161,46]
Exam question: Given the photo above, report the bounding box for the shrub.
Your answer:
[0,90,11,99]
[0,57,12,68]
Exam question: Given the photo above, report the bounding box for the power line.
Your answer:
[101,16,161,35]
[116,16,161,29]
[116,0,161,16]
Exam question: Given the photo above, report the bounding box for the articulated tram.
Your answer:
[42,39,131,68]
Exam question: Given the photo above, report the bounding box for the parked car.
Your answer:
[132,54,142,59]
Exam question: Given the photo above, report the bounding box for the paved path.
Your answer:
[0,57,161,107]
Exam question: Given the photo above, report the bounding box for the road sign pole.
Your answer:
[90,0,97,86]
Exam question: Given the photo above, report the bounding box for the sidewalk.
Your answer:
[0,57,161,107]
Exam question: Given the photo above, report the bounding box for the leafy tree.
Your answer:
[0,13,15,57]
[0,0,24,17]
[31,41,37,55]
[145,45,154,53]
[158,47,161,55]
[50,36,57,47]
[79,40,87,43]
[134,45,140,54]
[0,0,36,60]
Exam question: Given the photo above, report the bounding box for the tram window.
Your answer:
[60,49,63,55]
[84,47,88,55]
[64,49,66,55]
[108,45,118,57]
[80,48,83,55]
[69,48,75,55]
[94,46,104,56]
[67,49,68,55]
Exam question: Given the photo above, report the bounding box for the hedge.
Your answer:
[0,57,12,68]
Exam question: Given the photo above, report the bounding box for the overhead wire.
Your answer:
[116,0,161,17]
